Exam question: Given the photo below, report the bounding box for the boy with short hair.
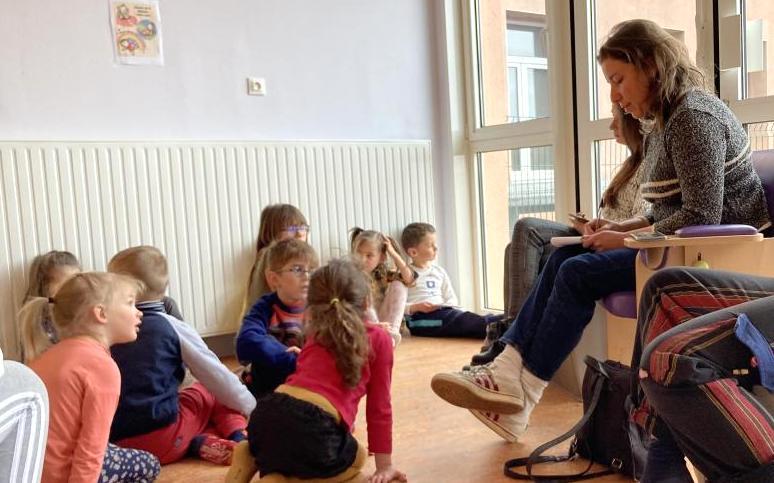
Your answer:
[401,222,500,338]
[108,245,254,465]
[236,238,319,396]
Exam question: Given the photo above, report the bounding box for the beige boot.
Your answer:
[431,344,525,414]
[469,366,548,442]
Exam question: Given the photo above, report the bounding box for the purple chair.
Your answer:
[602,148,774,321]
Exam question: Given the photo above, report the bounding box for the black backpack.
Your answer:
[503,357,649,481]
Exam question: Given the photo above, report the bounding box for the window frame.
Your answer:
[460,0,575,311]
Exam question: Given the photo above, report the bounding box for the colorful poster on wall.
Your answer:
[109,1,163,65]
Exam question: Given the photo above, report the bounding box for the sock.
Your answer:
[511,367,549,430]
[188,435,206,456]
[228,430,247,442]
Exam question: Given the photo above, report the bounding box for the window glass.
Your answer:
[747,121,774,150]
[478,146,554,310]
[592,1,697,119]
[744,0,774,99]
[477,1,550,126]
[593,138,630,209]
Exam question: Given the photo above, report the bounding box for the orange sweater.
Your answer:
[29,337,121,483]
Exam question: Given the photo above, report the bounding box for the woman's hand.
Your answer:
[570,218,588,234]
[581,230,628,251]
[370,467,407,483]
[586,218,621,233]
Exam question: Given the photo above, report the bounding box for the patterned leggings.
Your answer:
[100,443,161,482]
[631,267,774,481]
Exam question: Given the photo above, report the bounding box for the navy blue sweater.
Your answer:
[110,301,184,441]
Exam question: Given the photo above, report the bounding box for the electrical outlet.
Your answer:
[246,77,266,96]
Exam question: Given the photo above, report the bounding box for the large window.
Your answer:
[591,1,698,121]
[458,1,750,313]
[465,0,565,311]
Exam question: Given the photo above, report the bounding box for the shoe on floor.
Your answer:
[431,363,524,414]
[197,434,237,466]
[468,409,526,443]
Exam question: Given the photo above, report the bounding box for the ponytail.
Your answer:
[18,297,55,363]
[19,272,141,363]
[311,299,368,387]
[306,259,372,387]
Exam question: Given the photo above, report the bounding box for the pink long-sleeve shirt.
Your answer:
[29,337,121,483]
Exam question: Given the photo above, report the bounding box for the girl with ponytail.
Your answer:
[22,272,161,483]
[228,258,406,483]
[19,250,80,362]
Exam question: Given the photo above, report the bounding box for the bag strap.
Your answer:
[503,362,618,481]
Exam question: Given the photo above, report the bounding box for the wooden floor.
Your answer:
[158,337,632,482]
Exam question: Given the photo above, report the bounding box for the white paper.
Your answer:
[550,236,583,247]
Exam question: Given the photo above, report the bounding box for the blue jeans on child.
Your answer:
[408,307,499,338]
[502,245,638,381]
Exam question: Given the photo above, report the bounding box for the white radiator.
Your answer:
[0,140,434,360]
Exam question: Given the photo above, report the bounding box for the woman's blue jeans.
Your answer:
[502,245,637,380]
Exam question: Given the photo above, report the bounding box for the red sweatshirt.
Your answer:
[285,323,394,454]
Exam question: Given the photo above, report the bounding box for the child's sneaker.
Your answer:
[468,409,526,443]
[431,362,524,414]
[196,434,237,466]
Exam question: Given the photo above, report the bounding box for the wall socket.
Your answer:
[246,77,266,96]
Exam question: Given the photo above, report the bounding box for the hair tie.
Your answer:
[48,297,56,304]
[329,298,340,307]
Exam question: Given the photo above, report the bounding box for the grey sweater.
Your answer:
[640,89,771,234]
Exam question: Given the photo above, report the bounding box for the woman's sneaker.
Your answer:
[468,409,526,443]
[431,362,524,414]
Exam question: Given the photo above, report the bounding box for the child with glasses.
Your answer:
[237,239,320,396]
[243,204,310,314]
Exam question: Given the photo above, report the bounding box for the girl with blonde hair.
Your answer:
[19,250,80,362]
[350,228,415,346]
[22,272,161,482]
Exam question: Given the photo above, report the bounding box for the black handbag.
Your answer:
[503,356,648,481]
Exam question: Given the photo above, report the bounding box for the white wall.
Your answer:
[0,0,467,301]
[0,0,440,141]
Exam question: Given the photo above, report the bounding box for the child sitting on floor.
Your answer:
[22,272,161,482]
[401,222,500,338]
[236,239,319,396]
[108,246,255,466]
[227,258,405,483]
[351,228,415,346]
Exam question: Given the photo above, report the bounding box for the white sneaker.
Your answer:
[431,363,524,414]
[468,409,526,443]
